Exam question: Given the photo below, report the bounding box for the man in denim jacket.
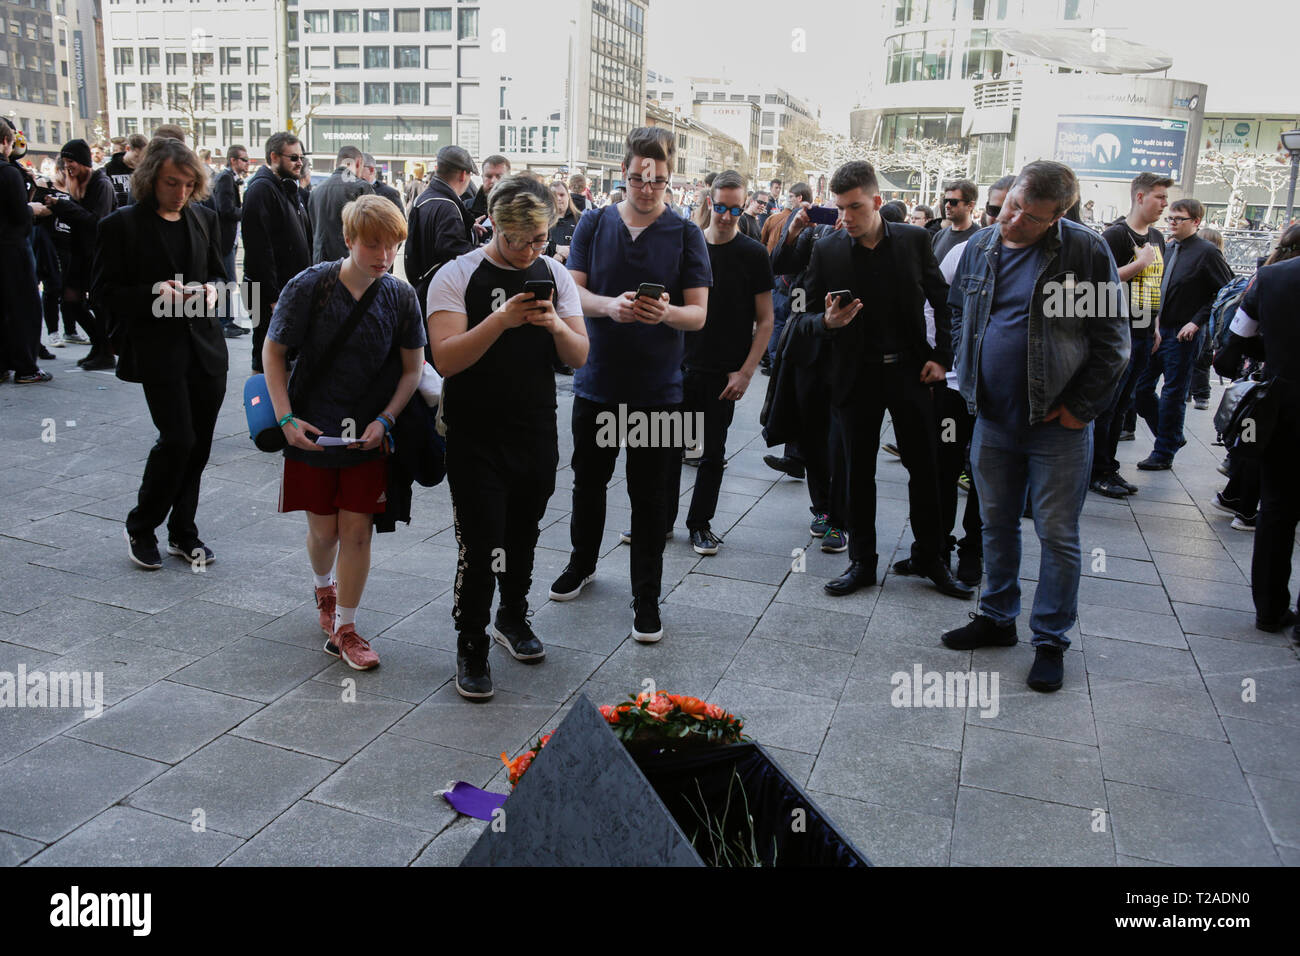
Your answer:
[940,161,1129,693]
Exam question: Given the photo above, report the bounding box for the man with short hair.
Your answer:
[360,153,405,214]
[548,126,711,644]
[241,131,311,372]
[1091,172,1170,496]
[211,144,251,337]
[982,175,1014,227]
[152,123,187,144]
[404,144,478,306]
[931,179,979,262]
[309,145,374,263]
[778,160,970,600]
[468,154,510,233]
[942,161,1129,694]
[1133,197,1233,469]
[568,172,589,214]
[104,132,148,208]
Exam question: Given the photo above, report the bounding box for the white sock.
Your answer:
[335,605,357,632]
[313,571,334,588]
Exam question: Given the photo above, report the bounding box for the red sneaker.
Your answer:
[334,623,379,670]
[315,584,338,655]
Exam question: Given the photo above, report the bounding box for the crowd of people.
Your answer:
[2,118,1296,703]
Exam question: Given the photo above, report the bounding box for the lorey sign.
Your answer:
[1054,114,1188,183]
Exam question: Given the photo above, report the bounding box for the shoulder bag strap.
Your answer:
[288,263,382,406]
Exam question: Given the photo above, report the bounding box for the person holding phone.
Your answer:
[428,175,587,699]
[548,127,711,645]
[263,195,426,672]
[775,160,969,601]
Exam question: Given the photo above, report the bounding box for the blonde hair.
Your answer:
[1200,226,1223,251]
[131,137,211,204]
[489,174,557,238]
[342,194,407,245]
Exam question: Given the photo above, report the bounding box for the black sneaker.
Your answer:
[1211,492,1247,520]
[1090,474,1129,499]
[491,606,546,661]
[455,632,494,699]
[167,539,216,566]
[124,528,163,570]
[941,612,1016,649]
[79,355,116,371]
[631,598,663,643]
[1112,472,1138,494]
[14,369,53,383]
[548,565,594,601]
[1026,644,1065,692]
[762,454,805,480]
[956,551,983,588]
[690,527,721,555]
[809,512,830,536]
[1136,454,1172,471]
[38,345,56,361]
[618,528,673,545]
[1231,514,1257,532]
[1193,397,1209,410]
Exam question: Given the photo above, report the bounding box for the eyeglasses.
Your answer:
[712,202,744,217]
[1167,216,1194,225]
[626,174,670,192]
[985,204,1001,218]
[1006,204,1051,226]
[501,234,548,252]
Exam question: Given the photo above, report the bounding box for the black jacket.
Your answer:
[104,153,134,208]
[1156,232,1235,330]
[374,180,404,215]
[240,164,312,306]
[545,210,579,258]
[91,200,229,384]
[308,166,373,263]
[0,157,31,246]
[405,175,476,304]
[210,167,242,255]
[1241,257,1300,422]
[50,167,116,288]
[774,218,951,406]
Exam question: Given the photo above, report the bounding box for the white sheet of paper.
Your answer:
[313,436,352,446]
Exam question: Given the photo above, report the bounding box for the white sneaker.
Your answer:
[48,331,64,347]
[64,331,90,345]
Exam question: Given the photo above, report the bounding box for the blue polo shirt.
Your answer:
[566,203,712,406]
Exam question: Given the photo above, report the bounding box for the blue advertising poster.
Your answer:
[1054,115,1188,183]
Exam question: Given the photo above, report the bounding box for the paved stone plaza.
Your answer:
[1,337,1297,867]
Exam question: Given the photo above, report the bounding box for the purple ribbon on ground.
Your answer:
[441,781,508,821]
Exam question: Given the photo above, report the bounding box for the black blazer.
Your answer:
[91,201,230,385]
[211,167,242,255]
[774,219,951,406]
[240,165,312,307]
[1156,232,1234,330]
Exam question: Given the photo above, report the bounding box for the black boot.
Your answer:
[955,549,983,588]
[492,604,546,661]
[456,631,494,700]
[824,558,876,596]
[942,612,1017,649]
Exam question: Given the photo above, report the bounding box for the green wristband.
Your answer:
[278,412,296,428]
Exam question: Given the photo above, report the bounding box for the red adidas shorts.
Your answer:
[279,457,389,515]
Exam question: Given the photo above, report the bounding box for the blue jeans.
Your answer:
[1134,329,1195,461]
[971,415,1093,648]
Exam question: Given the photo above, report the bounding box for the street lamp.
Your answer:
[53,15,76,141]
[1281,128,1300,227]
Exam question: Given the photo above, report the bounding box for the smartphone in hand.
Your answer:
[636,282,666,301]
[807,206,839,226]
[523,279,555,302]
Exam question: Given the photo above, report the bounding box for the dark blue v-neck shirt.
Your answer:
[977,241,1042,427]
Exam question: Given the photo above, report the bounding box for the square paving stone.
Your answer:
[1189,636,1300,730]
[0,736,166,842]
[47,635,201,707]
[808,728,960,818]
[761,745,817,788]
[1075,577,1172,615]
[1096,720,1253,806]
[707,679,837,755]
[26,806,242,866]
[1076,603,1187,649]
[590,607,755,694]
[310,733,500,834]
[5,510,125,549]
[964,676,1098,746]
[1150,551,1247,585]
[411,818,488,867]
[169,636,332,703]
[1145,533,1231,560]
[2,563,93,615]
[961,725,1105,809]
[832,676,970,752]
[0,832,44,866]
[354,568,442,617]
[127,735,338,838]
[1082,635,1204,690]
[67,680,261,764]
[485,643,606,703]
[389,684,560,760]
[951,787,1115,866]
[220,801,430,866]
[1088,674,1224,741]
[807,790,951,866]
[1161,574,1256,613]
[666,572,778,617]
[1174,602,1289,645]
[312,639,454,704]
[863,598,973,649]
[372,541,460,582]
[1246,774,1300,848]
[375,600,458,653]
[694,546,793,587]
[754,599,868,655]
[69,567,213,615]
[231,679,412,762]
[1107,781,1278,866]
[5,596,147,656]
[112,600,274,655]
[1135,513,1220,541]
[722,636,853,701]
[1223,716,1300,783]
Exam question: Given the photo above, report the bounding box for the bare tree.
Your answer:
[1196,150,1267,227]
[1256,160,1293,227]
[892,138,970,208]
[164,84,215,149]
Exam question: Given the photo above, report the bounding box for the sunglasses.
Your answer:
[712,202,744,217]
[985,204,1001,218]
[280,153,304,163]
[943,197,968,206]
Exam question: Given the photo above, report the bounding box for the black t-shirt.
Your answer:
[684,232,774,374]
[156,214,191,270]
[1103,220,1165,328]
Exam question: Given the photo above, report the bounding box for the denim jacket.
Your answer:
[949,218,1130,425]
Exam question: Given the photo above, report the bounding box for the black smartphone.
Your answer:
[523,279,554,302]
[28,183,52,204]
[637,282,665,301]
[807,206,839,226]
[829,289,854,307]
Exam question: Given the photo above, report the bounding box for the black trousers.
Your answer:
[798,355,848,528]
[666,369,735,531]
[447,423,558,634]
[837,362,943,568]
[570,396,676,601]
[127,358,227,543]
[249,288,271,372]
[64,287,108,359]
[1190,327,1214,402]
[934,383,981,560]
[1251,421,1300,625]
[0,241,42,376]
[1092,330,1149,479]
